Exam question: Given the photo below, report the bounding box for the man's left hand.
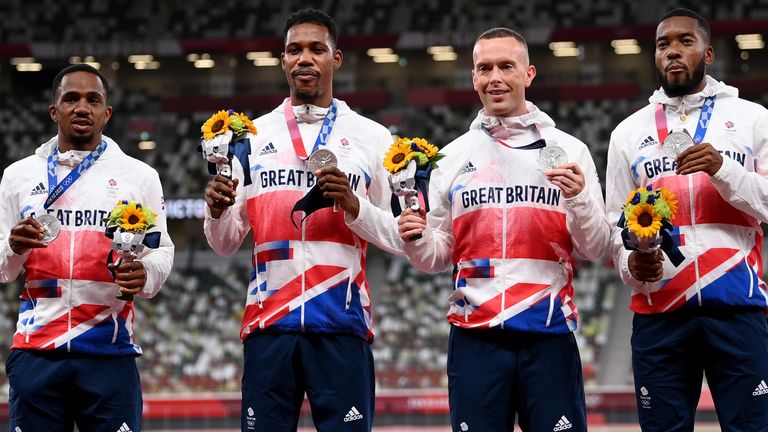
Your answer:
[675,143,723,176]
[108,259,146,297]
[315,166,360,218]
[545,162,585,198]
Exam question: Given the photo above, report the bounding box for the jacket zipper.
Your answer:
[300,220,306,331]
[500,182,508,329]
[688,176,702,306]
[67,213,75,352]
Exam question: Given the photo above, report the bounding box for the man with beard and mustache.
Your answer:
[606,8,768,431]
[0,64,174,431]
[203,8,402,432]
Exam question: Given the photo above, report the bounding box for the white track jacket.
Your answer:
[0,136,174,355]
[404,103,609,334]
[204,99,402,342]
[606,76,768,313]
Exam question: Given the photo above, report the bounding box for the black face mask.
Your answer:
[290,184,334,228]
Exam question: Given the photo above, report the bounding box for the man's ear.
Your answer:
[333,49,343,70]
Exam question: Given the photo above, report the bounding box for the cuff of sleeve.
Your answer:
[205,205,233,223]
[2,235,29,258]
[711,155,736,183]
[345,197,368,227]
[135,258,158,299]
[563,186,589,205]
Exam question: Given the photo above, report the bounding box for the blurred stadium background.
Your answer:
[0,0,766,430]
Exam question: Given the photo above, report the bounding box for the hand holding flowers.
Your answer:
[104,200,159,300]
[619,185,685,274]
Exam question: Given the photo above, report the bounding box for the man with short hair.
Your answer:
[0,63,174,431]
[203,8,401,432]
[605,8,768,431]
[398,27,609,432]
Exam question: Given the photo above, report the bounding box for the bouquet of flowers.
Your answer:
[198,109,257,204]
[384,137,444,241]
[104,200,159,300]
[384,137,444,211]
[201,109,257,142]
[618,185,685,266]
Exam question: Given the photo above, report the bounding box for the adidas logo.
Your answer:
[461,161,477,174]
[553,415,573,431]
[459,422,469,431]
[30,182,47,196]
[343,406,363,422]
[638,135,657,150]
[259,142,277,156]
[753,380,768,396]
[117,422,133,432]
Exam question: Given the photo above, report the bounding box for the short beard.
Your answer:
[69,132,94,145]
[657,58,706,97]
[295,88,318,104]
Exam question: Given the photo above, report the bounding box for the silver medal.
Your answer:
[35,214,61,243]
[307,149,338,172]
[537,146,567,171]
[663,131,694,158]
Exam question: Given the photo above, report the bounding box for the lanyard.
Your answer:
[283,98,338,160]
[481,124,547,150]
[45,140,108,209]
[655,96,716,143]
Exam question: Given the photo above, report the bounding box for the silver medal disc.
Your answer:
[35,214,61,243]
[663,131,694,158]
[307,149,338,173]
[537,146,568,171]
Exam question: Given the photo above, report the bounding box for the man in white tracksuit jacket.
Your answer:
[203,9,402,432]
[398,28,609,432]
[605,8,768,431]
[0,64,174,432]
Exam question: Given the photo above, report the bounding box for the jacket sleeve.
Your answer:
[402,161,455,274]
[203,155,251,256]
[136,170,175,299]
[564,145,610,261]
[709,109,768,223]
[605,129,646,289]
[345,130,405,256]
[0,169,27,283]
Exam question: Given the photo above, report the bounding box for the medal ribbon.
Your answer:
[283,98,338,160]
[45,139,108,209]
[655,96,716,144]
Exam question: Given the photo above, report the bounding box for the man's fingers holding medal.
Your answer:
[545,162,585,198]
[9,217,47,254]
[315,166,360,217]
[675,143,723,176]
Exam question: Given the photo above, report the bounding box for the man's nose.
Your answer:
[489,67,503,82]
[297,49,314,65]
[74,100,90,114]
[666,41,683,58]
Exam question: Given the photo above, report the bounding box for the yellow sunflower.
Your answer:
[660,188,679,219]
[237,113,257,135]
[627,203,662,238]
[201,110,232,141]
[412,137,438,158]
[119,203,148,232]
[384,139,415,173]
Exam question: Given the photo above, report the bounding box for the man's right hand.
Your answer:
[628,249,665,282]
[9,217,47,255]
[398,207,426,242]
[205,174,239,219]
